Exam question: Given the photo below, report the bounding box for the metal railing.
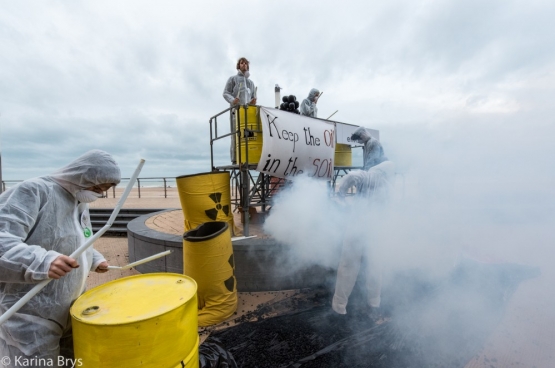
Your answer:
[2,177,178,199]
[209,105,263,236]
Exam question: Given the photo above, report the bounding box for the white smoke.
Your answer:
[264,176,346,269]
[266,116,555,275]
[261,116,555,364]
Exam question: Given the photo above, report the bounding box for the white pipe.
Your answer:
[107,250,172,270]
[274,84,282,108]
[326,110,338,120]
[0,159,146,325]
[231,235,257,242]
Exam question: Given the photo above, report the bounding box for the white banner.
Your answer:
[335,122,380,145]
[257,107,335,180]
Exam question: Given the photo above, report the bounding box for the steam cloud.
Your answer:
[262,117,555,364]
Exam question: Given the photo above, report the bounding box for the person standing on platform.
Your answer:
[300,88,320,118]
[0,150,121,367]
[223,57,257,164]
[223,57,257,107]
[350,126,387,171]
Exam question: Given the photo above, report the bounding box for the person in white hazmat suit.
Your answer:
[0,150,121,367]
[332,132,394,318]
[223,57,257,164]
[300,88,320,118]
[222,57,257,107]
[350,126,385,171]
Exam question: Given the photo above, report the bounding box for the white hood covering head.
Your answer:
[351,127,373,144]
[49,149,121,196]
[300,88,320,117]
[308,88,320,102]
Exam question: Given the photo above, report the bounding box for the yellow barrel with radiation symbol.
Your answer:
[70,273,199,368]
[176,171,237,235]
[183,221,237,327]
[235,105,263,165]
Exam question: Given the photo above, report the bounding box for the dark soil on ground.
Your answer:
[206,260,540,368]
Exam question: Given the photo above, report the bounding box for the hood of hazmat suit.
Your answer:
[0,149,121,356]
[350,127,387,170]
[300,88,320,117]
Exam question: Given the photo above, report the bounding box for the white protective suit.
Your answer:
[222,70,256,107]
[351,127,386,171]
[0,150,120,366]
[300,88,319,118]
[332,160,395,315]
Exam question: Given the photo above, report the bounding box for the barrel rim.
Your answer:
[183,221,229,242]
[176,171,230,180]
[71,273,198,326]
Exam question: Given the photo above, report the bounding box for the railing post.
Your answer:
[112,186,116,198]
[210,118,214,170]
[137,178,141,198]
[241,166,250,237]
[163,178,167,198]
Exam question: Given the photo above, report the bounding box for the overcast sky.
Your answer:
[2,2,555,359]
[1,0,554,183]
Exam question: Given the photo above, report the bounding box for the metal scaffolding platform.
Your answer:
[209,105,360,236]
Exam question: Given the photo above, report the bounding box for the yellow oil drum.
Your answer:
[70,273,199,368]
[235,105,263,164]
[176,171,237,235]
[334,143,353,167]
[183,221,237,327]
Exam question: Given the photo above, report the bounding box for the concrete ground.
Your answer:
[87,187,180,288]
[88,188,555,368]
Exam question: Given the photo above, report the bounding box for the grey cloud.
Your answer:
[1,0,554,184]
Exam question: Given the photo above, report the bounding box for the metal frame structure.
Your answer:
[209,105,276,236]
[209,105,359,236]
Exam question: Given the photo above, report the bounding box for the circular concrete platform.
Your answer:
[127,209,335,292]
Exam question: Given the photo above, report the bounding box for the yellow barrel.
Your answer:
[70,273,199,368]
[334,143,352,167]
[183,221,237,327]
[176,171,237,236]
[235,105,263,164]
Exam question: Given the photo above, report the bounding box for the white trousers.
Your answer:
[332,232,382,314]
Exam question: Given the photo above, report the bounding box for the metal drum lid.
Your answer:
[71,273,197,325]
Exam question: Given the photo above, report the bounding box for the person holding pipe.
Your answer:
[223,57,257,107]
[300,88,320,118]
[0,150,120,367]
[223,57,257,164]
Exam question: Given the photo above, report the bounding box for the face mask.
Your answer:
[75,190,102,203]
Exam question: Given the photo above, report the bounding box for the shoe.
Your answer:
[325,310,347,326]
[368,307,389,325]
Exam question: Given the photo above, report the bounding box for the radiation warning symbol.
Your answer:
[205,192,230,220]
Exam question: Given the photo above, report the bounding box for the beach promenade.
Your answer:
[86,187,182,289]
